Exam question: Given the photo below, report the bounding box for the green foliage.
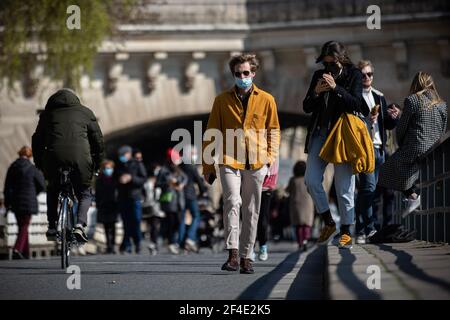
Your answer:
[0,0,136,93]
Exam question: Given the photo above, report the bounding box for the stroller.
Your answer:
[196,196,223,253]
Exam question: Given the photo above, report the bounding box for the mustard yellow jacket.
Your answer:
[202,85,280,174]
[319,113,375,174]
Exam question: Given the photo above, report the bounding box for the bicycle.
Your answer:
[56,168,79,269]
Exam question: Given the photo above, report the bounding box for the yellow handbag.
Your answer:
[319,113,375,174]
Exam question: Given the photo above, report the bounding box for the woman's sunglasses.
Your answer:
[362,72,373,78]
[234,70,251,77]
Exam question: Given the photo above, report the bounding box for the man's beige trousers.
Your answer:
[219,165,268,259]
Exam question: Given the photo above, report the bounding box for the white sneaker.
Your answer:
[355,234,366,244]
[185,238,199,253]
[168,244,179,255]
[402,195,421,218]
[148,243,158,256]
[258,245,268,261]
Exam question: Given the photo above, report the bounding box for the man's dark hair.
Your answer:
[228,54,259,73]
[316,41,353,66]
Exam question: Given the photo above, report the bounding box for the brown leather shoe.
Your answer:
[240,258,254,274]
[221,249,239,271]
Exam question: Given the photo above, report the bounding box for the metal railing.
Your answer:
[393,131,450,243]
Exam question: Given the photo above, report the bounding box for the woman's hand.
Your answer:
[322,73,336,90]
[314,79,331,95]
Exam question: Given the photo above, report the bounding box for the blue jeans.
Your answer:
[305,128,356,226]
[356,147,385,235]
[119,199,142,251]
[178,198,201,244]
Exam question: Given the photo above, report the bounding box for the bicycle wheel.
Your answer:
[60,198,69,269]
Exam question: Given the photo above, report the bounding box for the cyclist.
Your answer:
[32,88,104,243]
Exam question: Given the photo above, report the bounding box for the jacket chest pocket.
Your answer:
[252,113,266,128]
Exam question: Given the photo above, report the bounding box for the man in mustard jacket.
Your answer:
[202,54,280,274]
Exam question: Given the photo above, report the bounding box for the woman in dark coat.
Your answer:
[378,72,447,217]
[4,146,45,259]
[303,41,368,249]
[95,160,118,254]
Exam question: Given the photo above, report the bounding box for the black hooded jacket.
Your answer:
[32,89,104,185]
[4,158,46,215]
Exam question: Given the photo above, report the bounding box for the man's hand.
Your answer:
[387,105,400,119]
[322,73,336,90]
[119,174,132,184]
[369,113,378,124]
[314,78,331,95]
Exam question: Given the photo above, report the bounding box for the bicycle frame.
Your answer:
[56,169,78,269]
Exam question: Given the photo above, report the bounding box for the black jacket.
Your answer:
[95,175,118,223]
[114,159,147,200]
[303,65,368,153]
[155,165,187,213]
[362,89,399,155]
[4,158,46,215]
[32,89,105,185]
[179,163,207,201]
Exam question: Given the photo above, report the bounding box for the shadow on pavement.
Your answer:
[238,250,302,299]
[285,245,327,299]
[337,248,382,300]
[376,244,450,293]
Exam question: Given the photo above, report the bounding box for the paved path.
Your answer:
[0,240,449,300]
[328,241,450,299]
[0,242,326,300]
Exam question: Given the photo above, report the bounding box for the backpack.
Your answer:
[368,224,416,243]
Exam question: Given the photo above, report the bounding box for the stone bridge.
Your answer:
[0,0,449,187]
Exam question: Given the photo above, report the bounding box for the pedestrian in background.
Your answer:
[286,160,315,252]
[372,103,400,228]
[142,163,166,255]
[4,146,45,259]
[115,145,147,254]
[179,145,207,253]
[255,157,279,261]
[156,148,187,255]
[378,71,447,217]
[354,60,400,244]
[95,160,118,254]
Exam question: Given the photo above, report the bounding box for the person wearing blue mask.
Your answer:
[114,145,147,254]
[95,160,118,254]
[202,54,280,274]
